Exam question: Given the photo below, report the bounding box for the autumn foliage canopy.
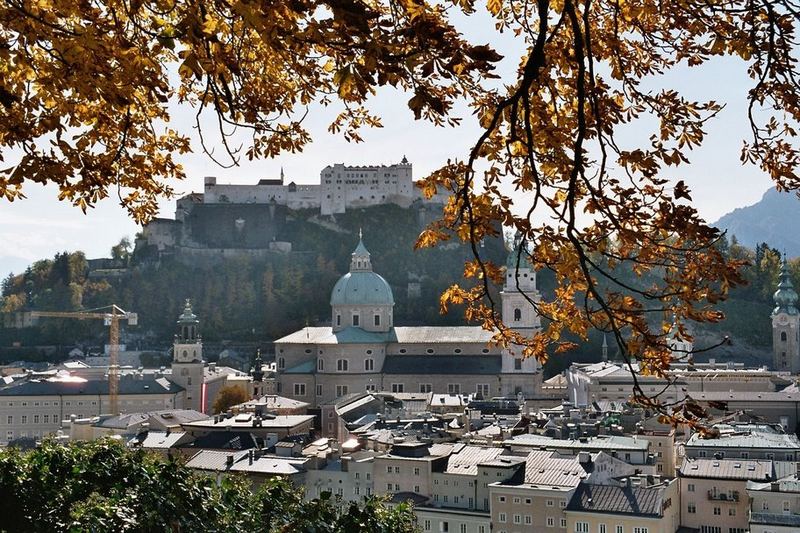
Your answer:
[2,0,799,425]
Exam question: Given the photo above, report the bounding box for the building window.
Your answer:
[414,467,420,475]
[514,358,522,370]
[293,383,306,396]
[547,517,555,527]
[337,359,349,371]
[782,331,788,341]
[352,314,360,327]
[365,384,377,392]
[514,308,522,321]
[318,359,324,371]
[546,499,554,507]
[420,383,432,393]
[687,483,695,492]
[391,383,404,393]
[476,383,490,397]
[336,385,349,397]
[498,513,506,523]
[447,383,461,394]
[365,358,374,371]
[21,416,26,424]
[6,416,11,425]
[374,314,380,327]
[599,525,606,533]
[561,519,567,528]
[316,384,323,396]
[576,523,589,533]
[688,503,696,513]
[713,507,721,515]
[615,527,623,533]
[278,357,285,370]
[513,514,521,524]
[424,520,431,531]
[336,314,341,326]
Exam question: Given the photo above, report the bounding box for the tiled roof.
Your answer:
[389,327,494,344]
[0,376,183,396]
[275,325,496,345]
[748,473,800,493]
[132,430,190,449]
[186,450,306,475]
[523,450,587,488]
[693,390,800,402]
[566,483,667,517]
[443,446,507,476]
[686,429,800,450]
[506,434,649,451]
[679,458,773,480]
[383,355,501,375]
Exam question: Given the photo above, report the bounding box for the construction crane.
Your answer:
[30,305,138,416]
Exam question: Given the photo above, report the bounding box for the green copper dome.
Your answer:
[773,257,799,315]
[330,271,394,306]
[330,236,394,306]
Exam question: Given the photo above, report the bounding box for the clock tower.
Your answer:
[772,257,799,372]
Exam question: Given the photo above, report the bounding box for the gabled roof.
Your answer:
[566,483,668,517]
[443,446,507,476]
[679,457,773,481]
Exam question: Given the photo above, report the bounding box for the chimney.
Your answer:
[578,451,591,464]
[226,454,234,467]
[248,450,254,465]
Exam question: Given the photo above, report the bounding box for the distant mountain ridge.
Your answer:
[714,187,800,257]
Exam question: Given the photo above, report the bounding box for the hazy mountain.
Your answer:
[714,187,800,256]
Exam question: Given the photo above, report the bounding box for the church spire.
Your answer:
[773,255,799,316]
[350,232,372,272]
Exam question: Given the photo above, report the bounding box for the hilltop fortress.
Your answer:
[140,159,447,262]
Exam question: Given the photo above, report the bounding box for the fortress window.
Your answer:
[352,314,360,327]
[374,314,381,327]
[514,308,522,321]
[782,331,788,342]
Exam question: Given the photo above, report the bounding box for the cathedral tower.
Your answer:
[500,237,542,396]
[773,257,800,372]
[172,300,205,412]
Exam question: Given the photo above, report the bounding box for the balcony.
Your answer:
[707,490,739,502]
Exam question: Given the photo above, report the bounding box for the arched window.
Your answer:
[182,350,188,358]
[278,357,285,369]
[781,331,788,342]
[513,308,522,321]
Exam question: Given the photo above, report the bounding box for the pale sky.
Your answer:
[0,17,778,277]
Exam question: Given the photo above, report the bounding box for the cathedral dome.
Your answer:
[330,271,394,306]
[330,234,394,307]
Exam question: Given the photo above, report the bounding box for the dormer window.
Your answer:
[374,314,381,326]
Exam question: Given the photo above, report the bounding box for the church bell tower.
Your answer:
[773,256,800,372]
[500,236,542,396]
[172,300,205,412]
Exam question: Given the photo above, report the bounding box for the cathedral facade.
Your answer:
[275,236,543,407]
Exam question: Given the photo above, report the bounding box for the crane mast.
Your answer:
[30,305,137,416]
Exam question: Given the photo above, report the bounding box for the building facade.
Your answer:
[773,256,800,372]
[275,237,543,412]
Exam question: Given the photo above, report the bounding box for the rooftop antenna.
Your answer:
[280,166,285,181]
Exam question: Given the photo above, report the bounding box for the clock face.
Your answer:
[779,314,789,325]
